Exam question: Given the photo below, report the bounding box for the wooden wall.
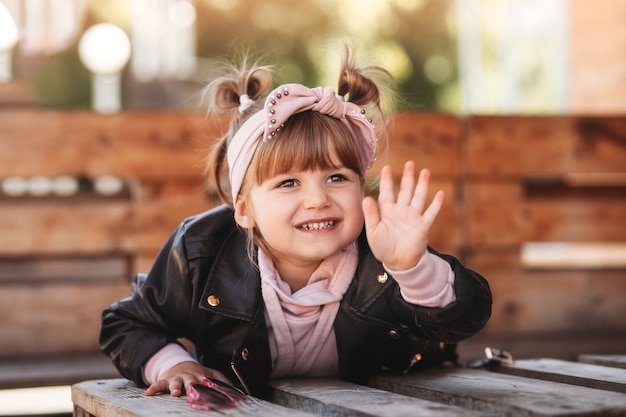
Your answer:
[459,115,626,360]
[1,110,625,361]
[0,110,217,356]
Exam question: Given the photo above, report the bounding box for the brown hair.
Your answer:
[203,47,393,257]
[203,60,273,205]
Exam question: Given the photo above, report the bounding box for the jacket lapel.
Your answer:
[199,229,262,321]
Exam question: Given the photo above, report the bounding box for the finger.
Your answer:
[209,369,232,385]
[199,369,232,386]
[168,378,184,397]
[145,380,168,396]
[422,190,445,228]
[362,196,380,232]
[410,168,431,213]
[183,374,210,394]
[377,165,395,207]
[396,161,416,206]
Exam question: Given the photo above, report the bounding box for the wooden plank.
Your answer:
[0,282,130,356]
[464,180,524,201]
[464,179,626,202]
[71,379,318,417]
[578,354,626,369]
[269,378,486,417]
[0,352,120,390]
[0,256,128,283]
[462,253,626,335]
[488,358,626,393]
[369,367,626,416]
[0,201,130,255]
[466,200,626,247]
[520,242,626,269]
[0,110,217,179]
[122,201,217,252]
[0,201,215,256]
[384,112,461,177]
[136,179,211,203]
[458,334,626,366]
[464,178,626,249]
[425,179,461,251]
[466,116,626,176]
[561,172,626,187]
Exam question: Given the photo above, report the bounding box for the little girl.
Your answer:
[100,49,492,398]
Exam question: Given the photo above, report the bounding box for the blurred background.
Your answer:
[1,0,624,114]
[0,0,625,415]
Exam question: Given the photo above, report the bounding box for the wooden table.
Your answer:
[72,355,626,417]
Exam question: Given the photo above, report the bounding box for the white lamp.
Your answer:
[78,23,131,114]
[0,2,19,83]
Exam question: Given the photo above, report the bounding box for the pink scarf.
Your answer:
[258,243,358,378]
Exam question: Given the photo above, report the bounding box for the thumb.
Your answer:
[361,196,380,232]
[145,380,169,396]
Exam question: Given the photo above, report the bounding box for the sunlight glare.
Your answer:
[0,386,72,415]
[0,2,18,51]
[169,0,196,29]
[206,0,239,11]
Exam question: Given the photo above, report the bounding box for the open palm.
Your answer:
[362,161,444,271]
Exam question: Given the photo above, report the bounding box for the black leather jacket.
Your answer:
[100,205,491,396]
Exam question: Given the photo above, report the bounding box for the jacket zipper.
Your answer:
[231,360,252,395]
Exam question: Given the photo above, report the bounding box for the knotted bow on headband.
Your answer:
[227,83,378,200]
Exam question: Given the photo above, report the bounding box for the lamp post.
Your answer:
[0,2,19,83]
[78,23,131,114]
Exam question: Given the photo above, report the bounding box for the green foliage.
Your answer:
[30,0,458,112]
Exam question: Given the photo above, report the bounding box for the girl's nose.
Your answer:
[303,184,330,209]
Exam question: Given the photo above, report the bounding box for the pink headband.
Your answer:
[227,83,378,200]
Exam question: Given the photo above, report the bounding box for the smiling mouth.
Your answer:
[298,220,336,230]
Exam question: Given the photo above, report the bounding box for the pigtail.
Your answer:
[337,46,394,171]
[204,61,273,205]
[337,47,389,107]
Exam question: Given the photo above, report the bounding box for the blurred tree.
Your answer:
[30,47,91,109]
[27,0,458,112]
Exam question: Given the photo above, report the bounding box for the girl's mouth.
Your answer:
[298,220,336,230]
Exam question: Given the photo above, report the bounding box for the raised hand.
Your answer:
[362,161,444,270]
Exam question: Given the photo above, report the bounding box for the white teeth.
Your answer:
[300,220,335,230]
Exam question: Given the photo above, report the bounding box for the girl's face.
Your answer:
[235,161,365,270]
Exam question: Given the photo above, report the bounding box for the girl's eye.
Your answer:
[328,174,347,183]
[277,179,297,188]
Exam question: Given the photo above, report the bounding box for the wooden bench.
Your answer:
[72,354,626,416]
